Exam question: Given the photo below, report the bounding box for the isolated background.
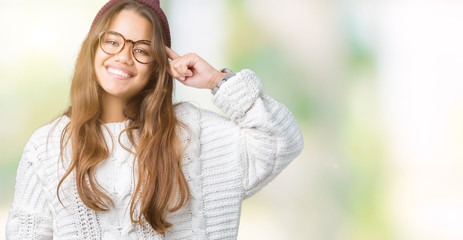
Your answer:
[1,0,463,239]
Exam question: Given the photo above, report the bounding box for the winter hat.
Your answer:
[92,0,171,47]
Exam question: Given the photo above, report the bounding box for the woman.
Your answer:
[6,0,303,239]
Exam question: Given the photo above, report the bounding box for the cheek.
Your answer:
[94,49,107,67]
[138,65,153,84]
[94,49,112,86]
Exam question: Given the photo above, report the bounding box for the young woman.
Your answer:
[6,0,303,239]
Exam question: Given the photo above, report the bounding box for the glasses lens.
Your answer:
[99,31,155,64]
[100,31,124,54]
[133,42,154,63]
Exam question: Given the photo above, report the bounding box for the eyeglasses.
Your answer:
[98,30,155,64]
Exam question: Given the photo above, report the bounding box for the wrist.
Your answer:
[210,70,226,90]
[211,68,236,94]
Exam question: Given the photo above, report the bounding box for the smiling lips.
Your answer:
[106,66,134,79]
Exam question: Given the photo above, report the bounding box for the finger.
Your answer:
[169,67,185,81]
[172,63,193,78]
[169,63,191,81]
[171,60,195,79]
[174,70,193,81]
[165,46,180,60]
[167,63,174,77]
[173,55,197,76]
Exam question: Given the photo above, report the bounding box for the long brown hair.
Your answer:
[57,1,189,234]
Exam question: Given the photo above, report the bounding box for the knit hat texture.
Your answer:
[92,0,171,47]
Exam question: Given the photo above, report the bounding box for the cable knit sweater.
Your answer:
[6,69,303,240]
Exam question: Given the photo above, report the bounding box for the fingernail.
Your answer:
[179,77,185,81]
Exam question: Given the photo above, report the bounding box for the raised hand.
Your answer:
[165,46,226,90]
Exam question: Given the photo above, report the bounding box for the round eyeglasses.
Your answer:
[98,31,155,64]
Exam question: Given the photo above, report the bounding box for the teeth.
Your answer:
[108,68,131,78]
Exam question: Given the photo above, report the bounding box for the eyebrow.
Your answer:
[107,30,151,43]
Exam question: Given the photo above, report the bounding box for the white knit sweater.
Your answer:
[6,69,303,240]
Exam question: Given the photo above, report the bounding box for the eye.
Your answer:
[106,40,119,46]
[133,42,152,56]
[134,48,149,56]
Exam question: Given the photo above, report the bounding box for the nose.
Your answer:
[114,41,134,65]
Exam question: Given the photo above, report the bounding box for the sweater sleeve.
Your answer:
[6,138,53,240]
[202,69,303,199]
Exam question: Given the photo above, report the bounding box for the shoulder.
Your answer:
[174,102,203,126]
[28,116,69,143]
[174,102,200,117]
[16,116,69,183]
[174,102,201,136]
[25,116,69,157]
[174,102,229,128]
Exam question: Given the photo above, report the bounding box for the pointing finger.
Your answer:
[165,46,180,60]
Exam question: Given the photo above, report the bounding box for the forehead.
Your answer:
[108,9,153,41]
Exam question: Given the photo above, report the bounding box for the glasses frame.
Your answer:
[98,30,155,64]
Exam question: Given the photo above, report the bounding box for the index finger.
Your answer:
[165,46,180,60]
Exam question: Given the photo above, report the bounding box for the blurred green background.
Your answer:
[2,0,463,239]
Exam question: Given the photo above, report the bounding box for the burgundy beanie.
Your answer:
[92,0,171,47]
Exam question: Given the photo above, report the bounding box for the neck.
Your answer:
[101,94,127,123]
